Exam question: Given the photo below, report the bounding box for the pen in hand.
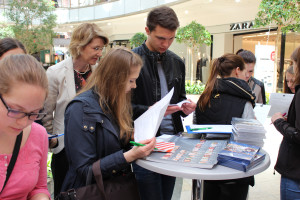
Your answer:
[130,141,158,150]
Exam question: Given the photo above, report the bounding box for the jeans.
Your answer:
[132,163,176,200]
[281,176,300,200]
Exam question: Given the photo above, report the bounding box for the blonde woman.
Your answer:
[0,55,50,199]
[61,47,155,197]
[42,23,109,198]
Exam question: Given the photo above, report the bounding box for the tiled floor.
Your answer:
[172,113,282,200]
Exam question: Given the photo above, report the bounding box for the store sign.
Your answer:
[230,21,254,31]
[254,45,275,93]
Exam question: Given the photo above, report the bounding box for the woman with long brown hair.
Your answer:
[272,46,300,200]
[61,47,156,196]
[194,53,256,200]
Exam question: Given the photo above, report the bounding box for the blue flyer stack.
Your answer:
[231,117,266,147]
[217,141,266,172]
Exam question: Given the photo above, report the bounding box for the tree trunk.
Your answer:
[273,25,281,92]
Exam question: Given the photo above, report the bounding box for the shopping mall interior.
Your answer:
[0,1,299,199]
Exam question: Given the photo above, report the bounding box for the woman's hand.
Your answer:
[271,112,285,124]
[48,137,58,149]
[124,137,156,163]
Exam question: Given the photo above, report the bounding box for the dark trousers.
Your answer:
[51,148,69,198]
[203,180,249,200]
[132,163,176,200]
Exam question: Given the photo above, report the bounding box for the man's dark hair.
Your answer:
[236,49,256,64]
[0,37,27,57]
[146,6,179,32]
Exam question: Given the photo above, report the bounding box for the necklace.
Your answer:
[74,64,90,75]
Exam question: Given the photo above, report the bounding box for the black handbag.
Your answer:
[57,161,140,200]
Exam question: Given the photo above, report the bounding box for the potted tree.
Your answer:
[130,32,147,49]
[176,21,212,84]
[254,0,300,91]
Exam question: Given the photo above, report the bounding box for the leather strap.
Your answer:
[92,161,107,200]
[0,131,23,193]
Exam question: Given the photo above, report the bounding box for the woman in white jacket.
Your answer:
[42,23,108,198]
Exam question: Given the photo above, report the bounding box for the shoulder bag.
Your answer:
[57,161,140,200]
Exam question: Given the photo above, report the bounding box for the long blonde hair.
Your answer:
[0,54,48,96]
[79,47,142,141]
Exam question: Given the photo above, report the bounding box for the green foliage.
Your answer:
[185,80,205,94]
[47,152,53,178]
[176,21,212,49]
[254,0,300,33]
[130,32,147,48]
[0,23,14,39]
[6,0,57,54]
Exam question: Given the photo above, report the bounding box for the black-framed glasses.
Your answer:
[0,95,46,120]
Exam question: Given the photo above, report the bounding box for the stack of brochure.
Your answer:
[217,141,265,172]
[231,117,266,147]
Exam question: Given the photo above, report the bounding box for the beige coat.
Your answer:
[42,57,96,154]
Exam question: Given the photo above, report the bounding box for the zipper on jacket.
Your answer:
[227,80,255,100]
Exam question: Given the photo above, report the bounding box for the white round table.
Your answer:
[136,150,270,200]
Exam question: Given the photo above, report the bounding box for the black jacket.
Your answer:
[249,77,266,104]
[274,84,300,180]
[62,89,131,190]
[193,77,255,186]
[194,77,255,125]
[132,42,187,135]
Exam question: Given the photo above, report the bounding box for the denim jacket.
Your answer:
[61,89,131,190]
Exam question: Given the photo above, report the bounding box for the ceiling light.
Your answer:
[107,22,111,26]
[209,0,213,2]
[185,10,189,14]
[235,0,240,2]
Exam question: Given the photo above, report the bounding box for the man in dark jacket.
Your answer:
[131,6,196,200]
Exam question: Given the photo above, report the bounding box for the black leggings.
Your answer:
[51,148,69,198]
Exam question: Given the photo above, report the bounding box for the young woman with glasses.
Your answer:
[0,54,50,200]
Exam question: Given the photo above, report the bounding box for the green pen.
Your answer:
[130,141,158,150]
[190,127,213,131]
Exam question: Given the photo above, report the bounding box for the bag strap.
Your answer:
[0,131,23,193]
[92,161,107,200]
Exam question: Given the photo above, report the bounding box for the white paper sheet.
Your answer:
[169,100,190,107]
[254,103,271,124]
[134,88,174,142]
[267,93,294,117]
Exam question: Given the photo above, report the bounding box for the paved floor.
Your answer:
[172,113,282,200]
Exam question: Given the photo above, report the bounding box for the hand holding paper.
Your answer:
[134,88,174,142]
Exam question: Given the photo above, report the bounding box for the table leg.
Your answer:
[191,179,203,200]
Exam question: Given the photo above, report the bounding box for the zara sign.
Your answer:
[230,21,254,31]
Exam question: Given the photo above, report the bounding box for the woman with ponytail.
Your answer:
[194,53,256,200]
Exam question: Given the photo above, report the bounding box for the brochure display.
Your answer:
[218,151,266,172]
[145,136,227,169]
[217,141,260,165]
[231,117,266,147]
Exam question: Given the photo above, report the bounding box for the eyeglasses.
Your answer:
[0,95,47,120]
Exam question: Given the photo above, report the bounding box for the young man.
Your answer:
[131,6,196,200]
[236,49,266,104]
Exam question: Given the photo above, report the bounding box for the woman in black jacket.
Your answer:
[271,46,300,200]
[61,47,156,196]
[194,53,255,200]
